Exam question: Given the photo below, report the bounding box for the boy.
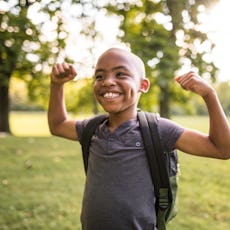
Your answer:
[48,48,230,230]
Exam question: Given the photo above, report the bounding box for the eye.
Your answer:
[116,72,127,78]
[95,75,104,81]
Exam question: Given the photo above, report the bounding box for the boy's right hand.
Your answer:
[51,63,77,85]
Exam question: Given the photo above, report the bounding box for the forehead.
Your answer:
[95,48,145,79]
[96,49,135,68]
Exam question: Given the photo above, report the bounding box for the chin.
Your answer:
[101,106,121,114]
[103,108,119,114]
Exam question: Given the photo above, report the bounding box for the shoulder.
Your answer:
[76,114,108,142]
[157,116,183,130]
[156,116,185,152]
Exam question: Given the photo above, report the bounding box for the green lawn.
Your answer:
[9,111,51,136]
[0,112,229,229]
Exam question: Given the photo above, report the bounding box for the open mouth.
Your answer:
[103,92,120,99]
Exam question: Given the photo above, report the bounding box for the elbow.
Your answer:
[49,127,58,136]
[49,128,58,136]
[220,154,230,160]
[217,149,230,160]
[49,128,64,138]
[48,123,61,137]
[48,118,63,137]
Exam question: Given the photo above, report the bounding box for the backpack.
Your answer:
[80,111,179,230]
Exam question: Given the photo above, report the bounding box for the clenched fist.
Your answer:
[51,63,77,84]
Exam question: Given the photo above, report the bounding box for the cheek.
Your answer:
[93,83,99,94]
[93,83,103,102]
[128,82,141,95]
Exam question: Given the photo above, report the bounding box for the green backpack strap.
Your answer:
[81,114,108,173]
[145,112,179,224]
[138,111,172,230]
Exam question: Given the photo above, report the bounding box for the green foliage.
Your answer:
[0,3,38,81]
[105,0,220,117]
[9,76,98,114]
[0,0,223,133]
[216,81,230,115]
[65,78,98,114]
[0,0,72,132]
[0,0,107,132]
[9,78,44,111]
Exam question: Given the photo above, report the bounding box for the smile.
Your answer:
[103,92,120,99]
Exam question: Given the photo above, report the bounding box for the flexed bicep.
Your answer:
[175,128,227,159]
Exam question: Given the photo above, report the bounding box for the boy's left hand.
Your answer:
[175,71,214,98]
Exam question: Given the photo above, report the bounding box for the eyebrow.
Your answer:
[95,65,130,75]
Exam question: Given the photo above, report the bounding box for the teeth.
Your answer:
[104,92,119,98]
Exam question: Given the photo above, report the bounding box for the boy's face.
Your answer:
[93,48,148,116]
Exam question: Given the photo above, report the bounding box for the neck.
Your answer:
[107,110,137,132]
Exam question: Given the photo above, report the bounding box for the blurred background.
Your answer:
[0,0,230,229]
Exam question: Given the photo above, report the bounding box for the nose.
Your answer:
[102,75,116,86]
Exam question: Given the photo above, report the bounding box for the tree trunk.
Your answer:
[0,82,11,134]
[159,85,170,118]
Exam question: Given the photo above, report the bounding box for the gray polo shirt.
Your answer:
[76,117,184,230]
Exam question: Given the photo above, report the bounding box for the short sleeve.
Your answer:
[156,117,184,152]
[75,119,91,143]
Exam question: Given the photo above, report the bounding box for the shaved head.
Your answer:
[96,48,146,80]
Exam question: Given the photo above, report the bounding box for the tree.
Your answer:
[0,1,37,133]
[106,0,219,117]
[0,0,110,134]
[65,78,102,115]
[0,0,69,133]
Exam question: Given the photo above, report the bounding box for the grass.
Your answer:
[0,112,230,229]
[0,135,84,230]
[9,111,51,136]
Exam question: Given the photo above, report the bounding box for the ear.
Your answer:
[139,78,150,93]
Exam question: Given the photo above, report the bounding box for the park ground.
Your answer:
[0,112,229,230]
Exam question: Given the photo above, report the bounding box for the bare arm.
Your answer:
[175,71,230,159]
[48,63,79,140]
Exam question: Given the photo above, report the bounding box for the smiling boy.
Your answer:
[48,48,230,230]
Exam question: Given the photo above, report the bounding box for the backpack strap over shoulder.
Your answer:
[137,111,161,197]
[144,112,172,197]
[137,111,172,230]
[81,114,108,173]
